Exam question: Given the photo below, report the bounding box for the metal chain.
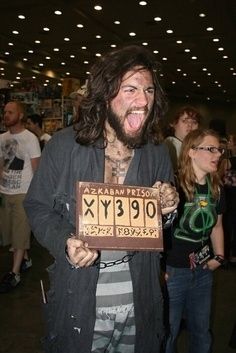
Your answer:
[93,252,136,269]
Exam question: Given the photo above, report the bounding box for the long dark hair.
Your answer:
[74,45,167,146]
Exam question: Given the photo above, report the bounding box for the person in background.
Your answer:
[24,45,179,353]
[26,113,51,150]
[0,101,41,293]
[164,106,201,174]
[69,84,87,122]
[164,128,225,353]
[222,133,236,264]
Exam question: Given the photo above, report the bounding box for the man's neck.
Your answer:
[9,125,25,134]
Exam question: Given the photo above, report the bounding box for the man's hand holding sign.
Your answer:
[66,181,179,268]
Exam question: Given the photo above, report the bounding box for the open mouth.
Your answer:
[126,110,146,132]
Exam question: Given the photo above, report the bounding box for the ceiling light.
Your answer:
[84,61,89,64]
[58,82,62,86]
[162,57,167,61]
[183,73,187,76]
[16,76,21,80]
[64,37,70,41]
[77,24,84,28]
[23,58,28,61]
[66,72,70,75]
[44,83,48,86]
[154,17,162,22]
[129,32,136,36]
[230,67,234,70]
[32,76,36,79]
[0,68,4,71]
[184,49,190,52]
[45,56,51,60]
[70,55,75,58]
[12,30,19,34]
[207,73,211,76]
[206,27,214,31]
[18,15,25,19]
[8,42,14,46]
[54,10,62,15]
[110,44,116,48]
[213,38,219,42]
[43,27,50,31]
[81,46,87,50]
[202,68,207,71]
[53,48,59,51]
[94,5,102,11]
[95,53,101,57]
[218,47,224,51]
[142,42,148,46]
[153,50,159,54]
[28,50,34,53]
[139,1,147,5]
[114,20,120,24]
[86,71,90,75]
[177,68,181,72]
[96,35,102,38]
[197,84,201,87]
[39,63,44,67]
[176,40,182,44]
[166,29,173,34]
[61,62,66,65]
[207,97,210,100]
[191,56,197,60]
[233,72,236,76]
[35,40,41,44]
[199,13,206,17]
[223,55,228,59]
[172,81,176,84]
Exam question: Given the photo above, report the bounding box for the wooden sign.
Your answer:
[76,182,163,251]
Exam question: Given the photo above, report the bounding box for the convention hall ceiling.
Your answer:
[0,0,236,103]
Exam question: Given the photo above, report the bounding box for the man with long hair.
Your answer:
[24,45,178,353]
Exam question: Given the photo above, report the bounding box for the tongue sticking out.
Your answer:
[127,114,142,131]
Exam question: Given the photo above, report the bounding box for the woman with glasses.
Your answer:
[164,128,225,353]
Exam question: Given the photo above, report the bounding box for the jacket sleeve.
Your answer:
[24,132,75,261]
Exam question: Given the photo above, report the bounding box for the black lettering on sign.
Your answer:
[100,199,112,219]
[116,199,124,217]
[84,198,95,218]
[146,201,156,219]
[131,199,140,219]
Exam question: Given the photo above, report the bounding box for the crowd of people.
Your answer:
[0,44,235,353]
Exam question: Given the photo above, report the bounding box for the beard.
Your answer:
[107,106,149,147]
[4,117,20,128]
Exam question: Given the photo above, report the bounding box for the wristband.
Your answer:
[213,254,225,266]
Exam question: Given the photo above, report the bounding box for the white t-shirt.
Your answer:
[0,129,41,194]
[40,133,51,143]
[164,136,182,172]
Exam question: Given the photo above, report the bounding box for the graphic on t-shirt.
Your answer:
[1,138,24,190]
[174,194,217,243]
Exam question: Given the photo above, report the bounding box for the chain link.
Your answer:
[93,252,136,269]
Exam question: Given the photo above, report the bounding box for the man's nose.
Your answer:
[135,90,148,106]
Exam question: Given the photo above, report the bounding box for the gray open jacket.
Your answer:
[24,125,173,353]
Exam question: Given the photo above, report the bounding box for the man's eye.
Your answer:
[124,88,135,93]
[146,88,155,94]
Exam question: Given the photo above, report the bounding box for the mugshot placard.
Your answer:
[76,182,163,251]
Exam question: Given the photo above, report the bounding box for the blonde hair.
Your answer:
[179,129,221,201]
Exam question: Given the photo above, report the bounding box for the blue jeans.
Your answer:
[165,265,213,353]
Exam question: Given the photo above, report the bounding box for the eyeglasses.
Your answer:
[192,146,225,154]
[180,118,198,125]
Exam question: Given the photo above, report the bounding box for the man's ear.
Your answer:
[19,113,24,121]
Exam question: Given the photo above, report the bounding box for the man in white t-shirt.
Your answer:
[0,101,41,293]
